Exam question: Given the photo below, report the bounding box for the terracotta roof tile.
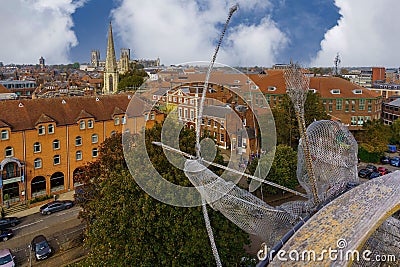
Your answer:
[0,94,133,132]
[35,113,56,125]
[75,110,95,121]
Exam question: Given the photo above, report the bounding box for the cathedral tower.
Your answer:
[103,22,119,94]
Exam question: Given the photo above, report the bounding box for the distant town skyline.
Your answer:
[1,0,400,68]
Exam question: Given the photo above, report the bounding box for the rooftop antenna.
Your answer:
[334,52,341,76]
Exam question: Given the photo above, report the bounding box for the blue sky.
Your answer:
[1,0,399,68]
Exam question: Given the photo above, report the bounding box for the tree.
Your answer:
[354,120,391,162]
[76,126,250,266]
[247,144,298,195]
[272,92,329,148]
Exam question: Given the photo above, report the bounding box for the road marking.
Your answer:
[13,219,43,230]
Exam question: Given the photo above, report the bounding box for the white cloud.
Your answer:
[112,0,287,67]
[0,0,86,65]
[312,0,400,67]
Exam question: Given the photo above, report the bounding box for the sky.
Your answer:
[0,0,399,68]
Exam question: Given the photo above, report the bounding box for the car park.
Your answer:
[0,218,20,230]
[39,200,74,215]
[0,249,15,267]
[380,156,390,164]
[358,168,371,178]
[365,164,378,172]
[390,156,400,167]
[31,235,52,260]
[369,171,381,179]
[0,230,13,242]
[377,167,390,176]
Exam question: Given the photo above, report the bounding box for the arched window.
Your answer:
[53,139,60,150]
[91,134,98,144]
[34,158,42,169]
[79,120,85,130]
[33,142,41,153]
[92,148,98,158]
[38,125,45,135]
[53,155,60,165]
[75,136,82,146]
[4,146,13,157]
[1,130,9,140]
[76,151,82,161]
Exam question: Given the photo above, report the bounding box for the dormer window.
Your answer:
[353,89,363,94]
[1,130,9,140]
[331,89,341,94]
[79,120,85,130]
[48,124,54,134]
[268,86,276,91]
[88,119,94,129]
[309,88,317,93]
[38,125,45,135]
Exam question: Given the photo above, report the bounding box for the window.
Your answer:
[201,118,205,125]
[38,125,45,135]
[359,99,365,110]
[76,151,82,161]
[88,119,94,129]
[268,86,276,91]
[5,146,13,157]
[331,89,341,94]
[79,121,85,130]
[150,113,155,120]
[121,116,126,125]
[34,158,42,169]
[345,105,349,112]
[114,117,120,125]
[53,155,60,165]
[75,136,82,146]
[351,116,357,126]
[53,139,60,150]
[328,105,333,112]
[184,109,188,118]
[1,130,8,140]
[220,133,225,142]
[368,106,372,112]
[111,131,116,136]
[221,121,225,129]
[48,124,54,134]
[33,142,41,153]
[214,121,218,128]
[92,134,98,144]
[207,119,211,126]
[358,116,364,126]
[92,148,98,158]
[336,99,342,110]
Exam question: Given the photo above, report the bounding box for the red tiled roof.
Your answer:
[0,94,133,131]
[0,84,9,93]
[35,113,56,125]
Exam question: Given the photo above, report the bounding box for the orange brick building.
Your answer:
[0,94,162,205]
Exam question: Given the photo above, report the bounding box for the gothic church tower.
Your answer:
[103,22,119,94]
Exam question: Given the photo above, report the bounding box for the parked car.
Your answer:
[380,156,390,164]
[369,171,381,179]
[31,235,52,260]
[377,167,390,175]
[0,249,15,267]
[0,230,13,242]
[365,164,378,172]
[0,218,20,230]
[358,168,371,178]
[39,200,74,215]
[390,156,400,167]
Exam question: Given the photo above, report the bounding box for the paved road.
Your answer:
[0,206,85,266]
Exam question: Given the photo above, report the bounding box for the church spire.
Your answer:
[105,21,117,72]
[103,21,119,94]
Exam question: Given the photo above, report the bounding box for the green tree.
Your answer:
[76,126,250,266]
[354,120,390,162]
[272,92,329,148]
[247,144,298,195]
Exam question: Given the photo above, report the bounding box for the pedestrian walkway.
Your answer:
[10,190,76,218]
